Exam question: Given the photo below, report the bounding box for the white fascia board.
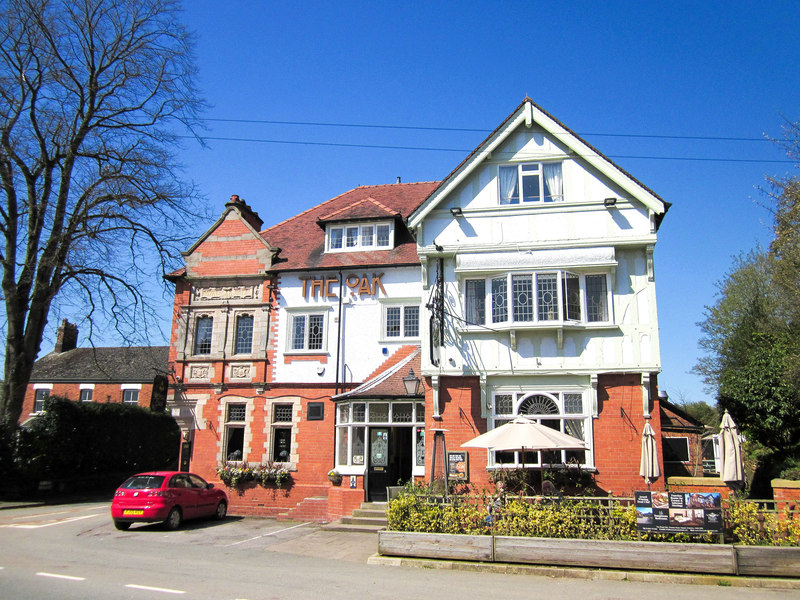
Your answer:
[528,105,665,215]
[408,111,529,229]
[409,102,665,229]
[455,247,616,273]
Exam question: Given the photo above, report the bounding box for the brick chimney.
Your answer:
[54,319,78,353]
[226,194,263,231]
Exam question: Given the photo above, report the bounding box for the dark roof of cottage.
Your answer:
[263,181,439,272]
[659,398,705,432]
[30,346,169,383]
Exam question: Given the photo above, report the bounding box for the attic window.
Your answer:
[499,162,563,204]
[327,221,393,252]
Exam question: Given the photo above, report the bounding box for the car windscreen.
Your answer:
[120,475,165,490]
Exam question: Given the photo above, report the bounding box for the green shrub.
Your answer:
[387,494,799,546]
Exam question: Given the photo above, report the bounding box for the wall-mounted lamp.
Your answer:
[603,197,617,207]
[403,368,423,396]
[450,207,463,217]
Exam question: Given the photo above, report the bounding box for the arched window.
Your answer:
[518,394,559,416]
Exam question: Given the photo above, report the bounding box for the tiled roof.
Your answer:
[333,345,424,399]
[317,197,399,224]
[30,346,169,383]
[263,182,439,272]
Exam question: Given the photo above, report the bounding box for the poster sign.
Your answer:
[447,451,469,482]
[635,491,723,534]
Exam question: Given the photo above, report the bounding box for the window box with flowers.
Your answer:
[216,462,257,488]
[256,462,292,489]
[328,469,343,485]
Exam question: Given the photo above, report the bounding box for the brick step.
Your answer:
[323,521,384,533]
[339,515,387,526]
[350,508,387,519]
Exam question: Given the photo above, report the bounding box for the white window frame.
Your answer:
[121,383,142,405]
[463,271,612,327]
[286,309,329,353]
[33,383,53,413]
[334,400,426,476]
[488,389,593,470]
[499,161,564,204]
[79,383,95,402]
[663,436,691,463]
[326,220,394,253]
[380,300,421,341]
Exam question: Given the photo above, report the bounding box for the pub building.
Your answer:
[166,98,671,520]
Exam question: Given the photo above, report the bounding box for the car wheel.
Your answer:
[164,507,182,531]
[114,520,131,531]
[214,500,227,520]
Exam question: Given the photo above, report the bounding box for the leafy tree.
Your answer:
[678,401,719,430]
[718,331,800,455]
[0,0,205,430]
[694,249,786,390]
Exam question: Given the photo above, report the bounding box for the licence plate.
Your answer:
[123,510,144,516]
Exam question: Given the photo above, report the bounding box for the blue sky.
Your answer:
[73,1,800,407]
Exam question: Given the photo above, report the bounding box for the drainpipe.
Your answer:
[334,270,344,396]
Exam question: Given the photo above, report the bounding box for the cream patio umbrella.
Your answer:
[639,422,661,485]
[719,410,744,485]
[461,416,587,492]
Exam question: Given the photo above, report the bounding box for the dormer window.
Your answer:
[499,162,563,204]
[327,221,394,252]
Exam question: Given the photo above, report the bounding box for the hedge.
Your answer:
[15,396,180,483]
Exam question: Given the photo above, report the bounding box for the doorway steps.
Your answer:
[324,501,388,532]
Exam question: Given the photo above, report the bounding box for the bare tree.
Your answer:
[0,0,205,430]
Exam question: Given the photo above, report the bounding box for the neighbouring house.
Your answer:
[20,319,169,421]
[166,98,671,520]
[658,395,706,478]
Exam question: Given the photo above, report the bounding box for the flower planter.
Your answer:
[378,530,800,577]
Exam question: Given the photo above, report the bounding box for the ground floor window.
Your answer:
[663,437,690,463]
[224,403,246,460]
[335,400,425,473]
[491,390,592,468]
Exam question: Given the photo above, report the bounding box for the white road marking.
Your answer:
[225,521,312,547]
[1,513,102,529]
[125,584,186,594]
[36,572,86,581]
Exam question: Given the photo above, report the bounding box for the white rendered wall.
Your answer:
[417,126,661,379]
[274,266,422,385]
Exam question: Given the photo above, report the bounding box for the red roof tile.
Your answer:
[334,345,424,399]
[263,182,439,272]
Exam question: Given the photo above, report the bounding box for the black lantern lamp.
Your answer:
[403,368,422,396]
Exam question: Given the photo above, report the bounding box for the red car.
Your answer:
[111,471,228,531]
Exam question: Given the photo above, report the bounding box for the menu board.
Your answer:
[447,451,469,482]
[635,491,723,534]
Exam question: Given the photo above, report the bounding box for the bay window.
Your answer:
[491,391,591,468]
[465,271,611,326]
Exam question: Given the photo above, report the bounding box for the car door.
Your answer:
[168,474,198,519]
[188,474,215,516]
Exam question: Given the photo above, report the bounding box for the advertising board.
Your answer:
[635,491,723,534]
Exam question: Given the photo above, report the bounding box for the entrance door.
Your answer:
[367,427,412,501]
